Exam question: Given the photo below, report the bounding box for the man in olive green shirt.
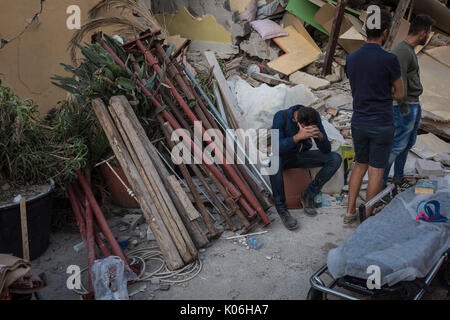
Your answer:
[382,15,434,188]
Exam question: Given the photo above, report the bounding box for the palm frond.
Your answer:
[68,16,146,63]
[88,0,164,35]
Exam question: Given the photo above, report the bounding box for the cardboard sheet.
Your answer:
[280,12,322,52]
[268,25,321,75]
[313,3,365,53]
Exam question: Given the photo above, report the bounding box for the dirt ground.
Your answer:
[31,204,448,300]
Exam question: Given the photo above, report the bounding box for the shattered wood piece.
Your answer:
[321,0,348,75]
[91,98,185,270]
[203,51,242,129]
[167,175,201,222]
[251,71,293,86]
[416,159,444,177]
[240,73,263,87]
[164,35,189,54]
[289,71,330,89]
[226,56,244,71]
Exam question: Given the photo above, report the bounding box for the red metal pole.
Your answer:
[100,40,259,219]
[67,184,87,240]
[135,39,269,224]
[76,170,130,264]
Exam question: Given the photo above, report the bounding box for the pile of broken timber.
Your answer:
[93,96,202,270]
[91,30,273,270]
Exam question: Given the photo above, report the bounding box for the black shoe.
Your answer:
[300,192,317,216]
[394,178,414,191]
[278,210,299,230]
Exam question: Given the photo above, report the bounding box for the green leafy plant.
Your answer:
[0,81,54,183]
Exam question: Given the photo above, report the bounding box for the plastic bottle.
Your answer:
[247,236,263,250]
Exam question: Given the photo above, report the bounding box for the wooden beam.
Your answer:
[91,98,185,270]
[20,197,29,261]
[384,0,411,51]
[323,0,348,76]
[109,96,197,263]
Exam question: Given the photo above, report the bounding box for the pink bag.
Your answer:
[250,19,288,40]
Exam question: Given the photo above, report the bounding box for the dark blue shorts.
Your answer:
[351,125,395,169]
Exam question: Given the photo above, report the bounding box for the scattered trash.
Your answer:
[247,236,263,250]
[91,256,138,300]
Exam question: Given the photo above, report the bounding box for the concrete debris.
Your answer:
[416,159,445,177]
[289,71,330,90]
[251,71,293,86]
[239,31,281,61]
[188,41,240,60]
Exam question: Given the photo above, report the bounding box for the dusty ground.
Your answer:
[31,203,448,300]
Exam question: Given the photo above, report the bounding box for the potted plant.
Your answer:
[0,81,57,260]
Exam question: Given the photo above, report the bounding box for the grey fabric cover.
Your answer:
[328,177,450,286]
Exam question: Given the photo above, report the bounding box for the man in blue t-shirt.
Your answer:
[344,8,404,224]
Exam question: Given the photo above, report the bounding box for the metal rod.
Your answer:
[184,64,273,195]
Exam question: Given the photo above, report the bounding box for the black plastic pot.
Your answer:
[0,180,55,260]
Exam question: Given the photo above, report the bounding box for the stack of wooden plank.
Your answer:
[92,95,207,270]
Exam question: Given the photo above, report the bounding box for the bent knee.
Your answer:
[328,152,342,166]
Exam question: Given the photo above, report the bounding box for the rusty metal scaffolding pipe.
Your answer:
[76,170,130,265]
[100,40,261,221]
[133,39,270,225]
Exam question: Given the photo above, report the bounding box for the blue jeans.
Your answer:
[269,150,342,213]
[383,104,422,184]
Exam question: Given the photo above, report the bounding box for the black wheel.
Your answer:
[306,287,324,300]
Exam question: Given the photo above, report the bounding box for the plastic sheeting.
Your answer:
[328,176,450,287]
[233,78,318,130]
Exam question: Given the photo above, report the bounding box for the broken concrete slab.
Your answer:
[416,159,444,177]
[411,133,450,160]
[188,41,239,59]
[434,153,450,167]
[289,71,330,90]
[240,31,281,61]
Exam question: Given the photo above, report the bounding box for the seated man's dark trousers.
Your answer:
[270,150,342,214]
